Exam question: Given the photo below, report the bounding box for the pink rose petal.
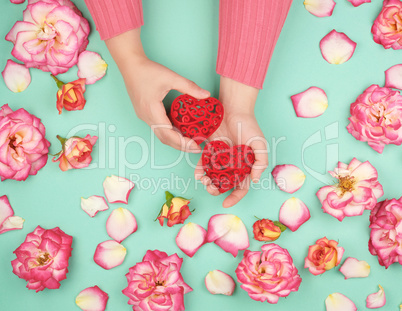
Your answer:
[279,198,310,232]
[347,0,371,7]
[206,214,249,257]
[291,87,328,118]
[320,30,357,64]
[76,285,109,311]
[325,293,357,311]
[93,240,127,270]
[176,222,207,257]
[366,285,386,309]
[0,195,24,234]
[10,0,25,4]
[304,0,336,17]
[103,175,135,204]
[81,196,109,217]
[0,195,14,227]
[1,59,31,93]
[339,257,370,279]
[0,216,25,234]
[205,270,235,296]
[385,64,402,90]
[77,51,108,85]
[106,208,137,243]
[272,164,306,193]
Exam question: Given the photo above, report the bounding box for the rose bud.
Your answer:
[304,237,344,275]
[252,218,286,242]
[157,191,192,227]
[51,75,86,114]
[52,135,98,171]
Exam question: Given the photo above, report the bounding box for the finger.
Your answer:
[150,105,202,153]
[249,138,269,182]
[194,157,204,180]
[222,177,250,208]
[174,77,210,99]
[155,128,202,153]
[200,176,220,196]
[206,182,220,196]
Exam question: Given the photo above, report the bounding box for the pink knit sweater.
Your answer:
[84,0,292,89]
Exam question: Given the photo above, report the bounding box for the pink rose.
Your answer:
[369,197,402,268]
[0,104,50,181]
[122,250,192,311]
[347,85,402,153]
[235,244,302,304]
[372,0,402,50]
[52,134,97,171]
[304,237,344,275]
[316,158,383,221]
[5,0,89,75]
[11,226,73,292]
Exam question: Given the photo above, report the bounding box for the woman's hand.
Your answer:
[194,77,269,207]
[106,28,210,153]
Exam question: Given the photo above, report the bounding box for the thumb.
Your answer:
[174,77,210,99]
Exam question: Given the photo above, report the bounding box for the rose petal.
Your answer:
[320,30,357,64]
[339,257,370,279]
[385,64,402,90]
[279,197,310,232]
[325,293,357,311]
[304,0,336,17]
[291,87,328,118]
[81,196,109,217]
[176,222,207,257]
[93,240,127,270]
[1,59,31,93]
[206,214,249,257]
[10,0,25,4]
[366,285,386,309]
[272,164,306,192]
[0,195,14,227]
[0,216,24,234]
[347,0,371,7]
[76,285,109,311]
[103,175,135,204]
[77,51,108,85]
[106,208,137,243]
[205,270,235,296]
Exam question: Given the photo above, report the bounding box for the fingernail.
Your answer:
[201,90,210,97]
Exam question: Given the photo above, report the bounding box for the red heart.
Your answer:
[170,94,224,143]
[202,141,255,193]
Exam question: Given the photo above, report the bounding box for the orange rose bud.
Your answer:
[157,191,191,227]
[51,74,86,114]
[252,219,284,242]
[304,237,345,275]
[52,135,98,171]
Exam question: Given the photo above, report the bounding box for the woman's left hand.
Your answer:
[194,77,269,208]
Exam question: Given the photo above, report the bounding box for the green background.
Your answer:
[1,0,402,310]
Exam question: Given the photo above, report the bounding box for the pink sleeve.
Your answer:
[216,0,293,89]
[84,0,144,40]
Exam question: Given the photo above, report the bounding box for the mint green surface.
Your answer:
[1,0,402,310]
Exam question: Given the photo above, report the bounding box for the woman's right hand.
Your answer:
[105,29,210,153]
